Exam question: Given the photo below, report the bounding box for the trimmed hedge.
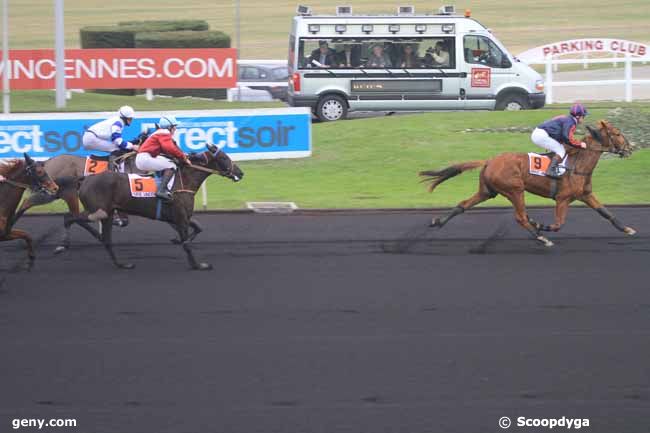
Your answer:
[80,26,138,49]
[80,21,231,99]
[134,30,231,49]
[118,20,209,31]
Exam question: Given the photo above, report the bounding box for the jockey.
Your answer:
[82,106,138,170]
[530,103,588,178]
[135,115,191,201]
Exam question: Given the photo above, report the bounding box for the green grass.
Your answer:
[29,107,650,212]
[9,0,650,59]
[197,108,650,209]
[7,90,283,113]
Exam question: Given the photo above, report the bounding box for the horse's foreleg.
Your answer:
[580,193,636,235]
[187,218,203,242]
[100,219,134,270]
[430,191,491,228]
[169,218,203,244]
[175,223,211,271]
[2,229,36,270]
[505,191,554,247]
[55,191,82,254]
[548,198,571,232]
[63,211,103,242]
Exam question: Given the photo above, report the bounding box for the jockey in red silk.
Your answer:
[136,115,191,201]
[530,103,588,178]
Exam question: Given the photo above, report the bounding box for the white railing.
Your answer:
[526,56,650,104]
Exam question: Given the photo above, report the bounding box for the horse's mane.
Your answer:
[0,159,24,176]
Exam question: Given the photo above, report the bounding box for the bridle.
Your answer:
[173,147,238,195]
[1,162,56,194]
[190,147,237,179]
[568,125,627,177]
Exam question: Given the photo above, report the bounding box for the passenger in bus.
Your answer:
[336,44,361,68]
[423,41,450,67]
[308,41,336,67]
[365,44,392,68]
[399,44,420,68]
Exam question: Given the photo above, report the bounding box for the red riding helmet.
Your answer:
[570,103,588,118]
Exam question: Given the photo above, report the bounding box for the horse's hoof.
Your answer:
[429,218,442,228]
[118,263,135,270]
[53,245,68,255]
[536,236,554,247]
[194,263,213,271]
[624,227,637,236]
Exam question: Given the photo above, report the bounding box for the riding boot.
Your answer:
[545,154,563,179]
[156,168,175,201]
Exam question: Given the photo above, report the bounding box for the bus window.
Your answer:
[297,37,455,69]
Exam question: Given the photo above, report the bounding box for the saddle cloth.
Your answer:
[128,173,175,198]
[528,153,567,177]
[83,155,110,175]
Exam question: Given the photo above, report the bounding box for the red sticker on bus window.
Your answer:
[471,68,491,87]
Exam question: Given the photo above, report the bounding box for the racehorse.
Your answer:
[1,154,59,269]
[419,120,635,247]
[64,144,243,270]
[12,132,149,252]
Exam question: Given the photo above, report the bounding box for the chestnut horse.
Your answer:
[419,120,635,247]
[1,155,59,269]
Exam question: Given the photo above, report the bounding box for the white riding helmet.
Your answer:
[158,115,180,130]
[118,105,135,120]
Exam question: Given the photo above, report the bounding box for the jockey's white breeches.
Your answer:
[82,131,119,153]
[135,152,176,172]
[531,128,566,158]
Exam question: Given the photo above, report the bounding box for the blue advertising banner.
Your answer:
[0,108,311,161]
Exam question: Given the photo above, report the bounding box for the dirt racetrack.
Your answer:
[1,207,649,433]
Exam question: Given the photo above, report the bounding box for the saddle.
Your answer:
[84,152,137,175]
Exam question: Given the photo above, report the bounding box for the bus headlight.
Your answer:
[535,80,544,91]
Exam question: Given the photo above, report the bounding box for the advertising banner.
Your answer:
[0,108,311,161]
[0,48,237,89]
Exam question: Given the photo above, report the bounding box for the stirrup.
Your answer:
[156,190,173,201]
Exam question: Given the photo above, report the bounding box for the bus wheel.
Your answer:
[316,95,348,121]
[495,94,529,111]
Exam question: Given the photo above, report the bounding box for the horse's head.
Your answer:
[193,144,244,182]
[586,120,632,158]
[23,153,59,194]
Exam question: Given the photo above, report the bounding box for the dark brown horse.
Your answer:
[1,154,59,269]
[12,132,149,252]
[65,144,243,270]
[420,120,635,247]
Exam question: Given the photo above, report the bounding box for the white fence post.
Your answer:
[625,55,632,102]
[545,56,553,105]
[145,88,154,101]
[201,182,208,210]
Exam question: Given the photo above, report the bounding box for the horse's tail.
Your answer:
[419,160,487,193]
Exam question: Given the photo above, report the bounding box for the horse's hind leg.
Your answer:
[580,193,636,235]
[504,190,554,247]
[431,189,493,228]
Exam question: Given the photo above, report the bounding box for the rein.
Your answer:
[0,178,32,189]
[172,150,233,195]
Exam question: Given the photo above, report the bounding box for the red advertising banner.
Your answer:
[0,48,237,89]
